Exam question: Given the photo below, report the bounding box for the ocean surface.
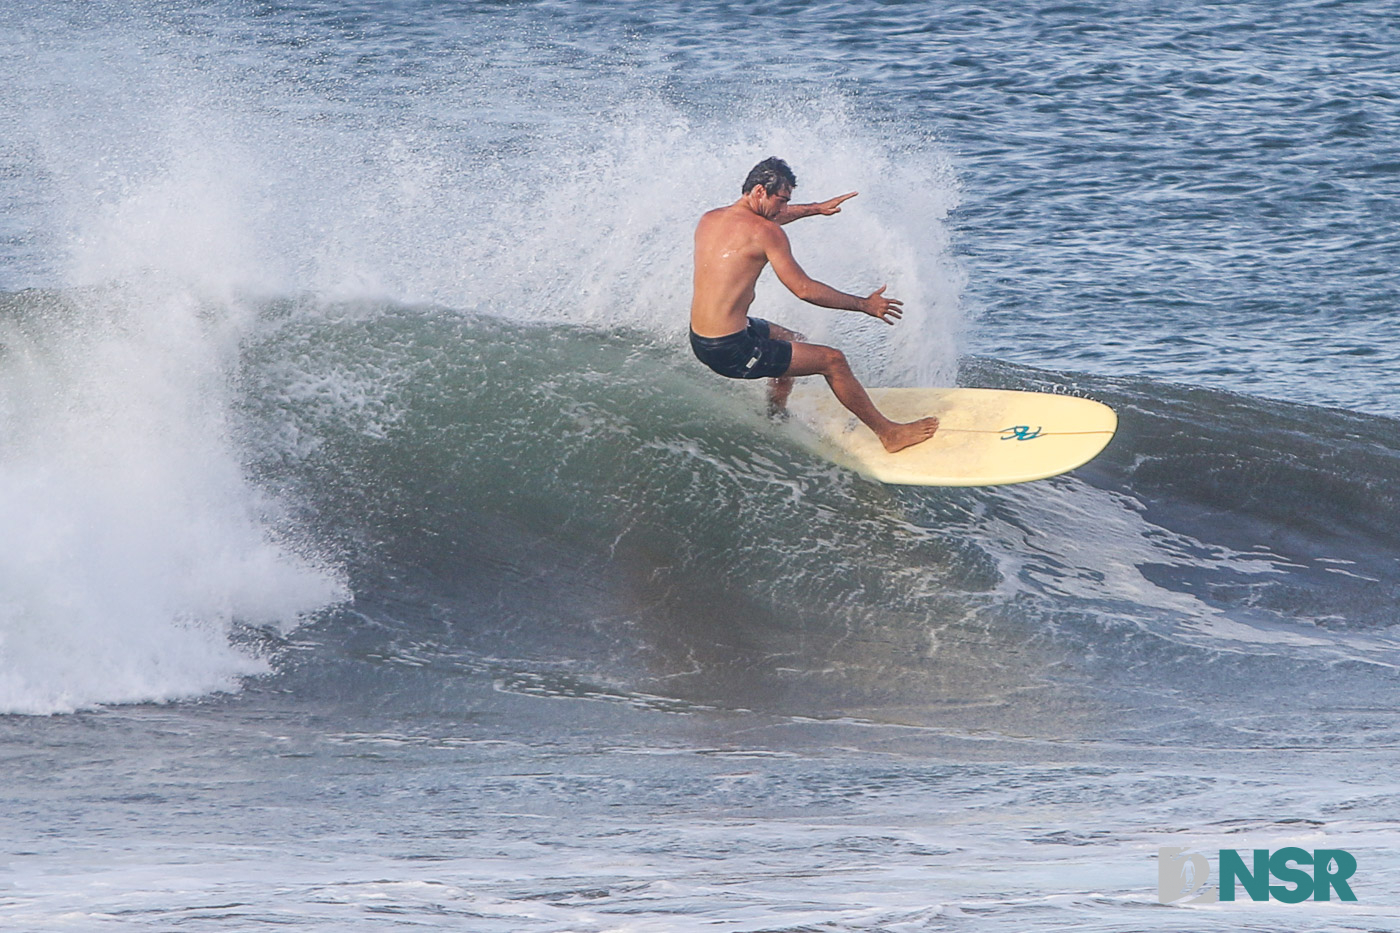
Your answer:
[2,1,1399,929]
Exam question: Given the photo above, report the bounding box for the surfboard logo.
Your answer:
[1000,425,1043,441]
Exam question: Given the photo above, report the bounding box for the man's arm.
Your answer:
[761,224,903,324]
[774,191,858,226]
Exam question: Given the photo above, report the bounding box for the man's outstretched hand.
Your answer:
[775,191,859,225]
[861,285,903,324]
[815,191,858,215]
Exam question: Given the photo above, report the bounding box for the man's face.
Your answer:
[758,185,792,219]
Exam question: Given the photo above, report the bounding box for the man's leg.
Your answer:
[784,340,939,453]
[765,323,804,417]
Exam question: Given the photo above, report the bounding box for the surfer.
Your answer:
[690,157,939,453]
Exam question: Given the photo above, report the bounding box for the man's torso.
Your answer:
[689,205,774,338]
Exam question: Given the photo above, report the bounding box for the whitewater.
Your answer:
[2,1,1398,930]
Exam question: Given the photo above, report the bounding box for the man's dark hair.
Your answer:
[742,157,797,195]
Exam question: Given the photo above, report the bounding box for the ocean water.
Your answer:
[2,1,1399,930]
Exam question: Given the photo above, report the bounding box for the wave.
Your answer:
[224,302,1400,741]
[5,290,1400,730]
[2,97,964,715]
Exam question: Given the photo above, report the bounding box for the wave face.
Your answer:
[4,295,1399,721]
[222,303,1400,747]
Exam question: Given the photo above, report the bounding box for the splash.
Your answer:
[0,288,347,714]
[8,1,964,373]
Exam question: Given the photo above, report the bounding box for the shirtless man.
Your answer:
[689,157,939,453]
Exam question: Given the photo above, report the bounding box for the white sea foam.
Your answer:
[0,15,359,712]
[0,283,347,714]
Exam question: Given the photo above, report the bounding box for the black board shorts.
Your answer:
[689,318,794,380]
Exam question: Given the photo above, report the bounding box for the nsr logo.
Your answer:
[1159,847,1358,904]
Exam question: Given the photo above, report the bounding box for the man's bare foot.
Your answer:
[878,417,939,453]
[767,375,794,420]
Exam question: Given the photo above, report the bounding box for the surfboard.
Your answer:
[788,385,1117,486]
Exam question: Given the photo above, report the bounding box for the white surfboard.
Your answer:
[789,385,1117,486]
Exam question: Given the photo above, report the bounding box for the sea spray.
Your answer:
[6,2,965,372]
